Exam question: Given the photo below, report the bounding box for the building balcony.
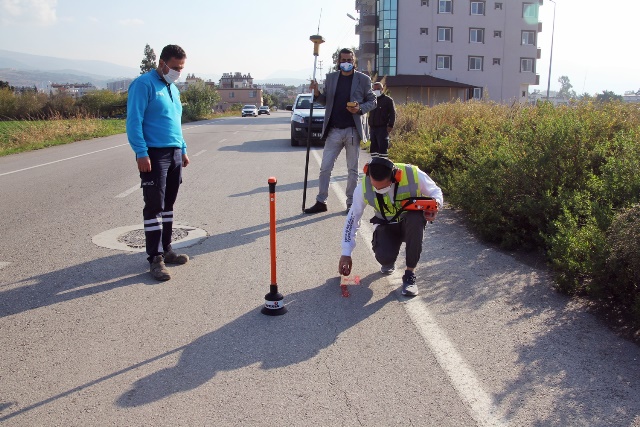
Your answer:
[360,41,376,56]
[535,74,540,85]
[537,48,541,59]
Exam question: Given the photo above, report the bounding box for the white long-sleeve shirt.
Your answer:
[341,168,443,257]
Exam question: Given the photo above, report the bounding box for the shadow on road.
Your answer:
[116,273,394,407]
[0,253,151,318]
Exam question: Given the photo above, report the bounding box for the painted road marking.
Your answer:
[115,185,140,198]
[193,150,207,157]
[313,149,508,427]
[0,144,128,177]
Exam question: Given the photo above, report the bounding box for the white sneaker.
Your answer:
[380,264,395,275]
[401,272,418,296]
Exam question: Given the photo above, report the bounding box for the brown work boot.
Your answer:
[150,255,171,281]
[164,250,189,265]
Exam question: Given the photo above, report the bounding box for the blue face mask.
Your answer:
[339,62,354,72]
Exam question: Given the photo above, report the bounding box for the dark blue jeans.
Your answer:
[140,148,183,262]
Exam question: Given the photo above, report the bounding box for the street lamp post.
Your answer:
[546,0,556,100]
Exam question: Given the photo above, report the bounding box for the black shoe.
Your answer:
[304,201,327,214]
[345,203,352,214]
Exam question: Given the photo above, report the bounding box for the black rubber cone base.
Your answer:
[261,289,287,316]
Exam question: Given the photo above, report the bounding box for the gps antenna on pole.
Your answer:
[262,177,287,316]
[301,31,325,213]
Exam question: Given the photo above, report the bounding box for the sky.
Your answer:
[0,0,638,95]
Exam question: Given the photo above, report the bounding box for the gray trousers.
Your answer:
[371,211,427,269]
[317,127,360,205]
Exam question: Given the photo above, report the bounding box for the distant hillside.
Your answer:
[0,49,138,89]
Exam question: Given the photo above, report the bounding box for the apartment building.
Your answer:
[216,72,263,110]
[354,0,542,104]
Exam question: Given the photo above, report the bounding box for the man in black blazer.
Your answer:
[305,48,377,215]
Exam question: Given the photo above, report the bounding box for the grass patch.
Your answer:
[0,118,126,156]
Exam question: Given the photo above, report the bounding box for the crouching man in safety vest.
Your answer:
[339,157,443,296]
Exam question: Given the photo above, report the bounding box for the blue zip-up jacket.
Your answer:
[126,70,187,158]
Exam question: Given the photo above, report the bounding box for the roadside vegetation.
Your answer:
[0,83,234,156]
[386,99,640,333]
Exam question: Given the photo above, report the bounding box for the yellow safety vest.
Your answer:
[362,163,422,222]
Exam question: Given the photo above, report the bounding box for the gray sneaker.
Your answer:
[401,271,418,296]
[164,250,189,265]
[380,264,395,275]
[150,255,171,281]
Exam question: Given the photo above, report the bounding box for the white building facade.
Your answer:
[355,0,542,104]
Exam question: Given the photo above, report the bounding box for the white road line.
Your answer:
[115,185,140,198]
[313,149,508,427]
[0,144,128,177]
[193,150,207,157]
[219,138,227,143]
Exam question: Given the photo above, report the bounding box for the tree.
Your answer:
[557,75,576,99]
[0,80,10,90]
[140,44,156,75]
[596,90,623,103]
[181,84,221,121]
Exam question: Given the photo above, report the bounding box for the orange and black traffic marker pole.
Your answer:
[262,177,287,315]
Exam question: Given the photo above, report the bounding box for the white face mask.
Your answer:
[339,62,354,72]
[374,184,393,194]
[162,63,181,84]
[373,90,382,97]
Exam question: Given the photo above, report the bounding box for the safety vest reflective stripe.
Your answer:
[362,163,422,221]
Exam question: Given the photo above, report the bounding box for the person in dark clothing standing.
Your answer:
[368,82,396,159]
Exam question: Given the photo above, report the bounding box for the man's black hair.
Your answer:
[335,48,357,71]
[160,45,187,62]
[369,158,394,181]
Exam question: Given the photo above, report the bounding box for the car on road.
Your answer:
[258,106,271,115]
[286,94,326,146]
[241,105,258,117]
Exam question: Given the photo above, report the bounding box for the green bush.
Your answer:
[390,100,640,319]
[181,84,221,121]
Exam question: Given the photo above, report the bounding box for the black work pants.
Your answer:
[140,147,183,262]
[369,126,390,158]
[371,211,427,269]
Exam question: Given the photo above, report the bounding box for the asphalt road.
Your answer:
[1,111,639,426]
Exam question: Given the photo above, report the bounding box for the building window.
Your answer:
[420,27,429,35]
[437,27,453,42]
[494,30,502,38]
[419,56,428,63]
[229,92,235,98]
[493,58,501,65]
[377,0,398,76]
[470,28,484,43]
[249,91,257,98]
[521,58,534,72]
[436,55,452,69]
[473,88,483,98]
[469,56,483,71]
[438,0,452,13]
[521,30,536,45]
[495,2,502,9]
[523,3,538,19]
[470,1,485,15]
[421,0,429,5]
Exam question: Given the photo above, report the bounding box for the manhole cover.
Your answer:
[92,223,207,252]
[117,228,189,249]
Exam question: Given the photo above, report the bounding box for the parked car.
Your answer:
[241,105,258,117]
[286,94,326,146]
[258,106,271,115]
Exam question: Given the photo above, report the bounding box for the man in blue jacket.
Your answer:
[126,44,190,281]
[305,48,376,215]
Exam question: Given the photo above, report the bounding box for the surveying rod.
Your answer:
[302,34,325,213]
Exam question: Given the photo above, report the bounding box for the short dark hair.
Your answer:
[335,48,357,71]
[160,45,186,62]
[368,158,394,181]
